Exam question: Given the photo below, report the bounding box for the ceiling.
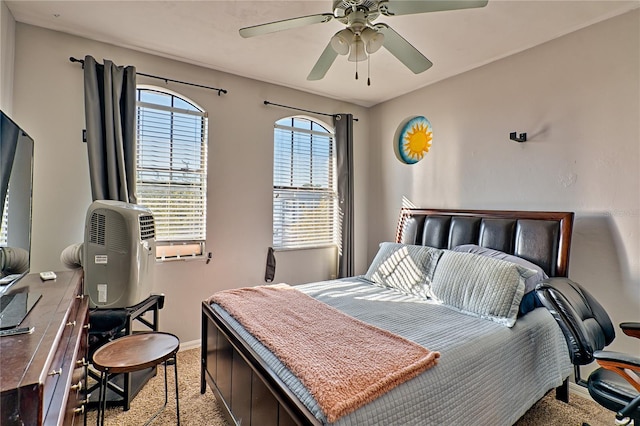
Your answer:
[6,0,639,107]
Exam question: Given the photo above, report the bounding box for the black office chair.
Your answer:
[536,278,640,425]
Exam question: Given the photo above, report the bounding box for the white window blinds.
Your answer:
[136,89,208,251]
[273,117,338,249]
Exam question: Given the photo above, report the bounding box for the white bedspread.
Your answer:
[211,277,572,425]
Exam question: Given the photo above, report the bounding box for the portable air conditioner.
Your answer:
[83,200,156,309]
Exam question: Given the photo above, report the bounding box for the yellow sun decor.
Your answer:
[395,116,433,164]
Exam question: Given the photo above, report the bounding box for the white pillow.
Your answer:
[364,242,443,299]
[452,244,548,294]
[431,251,536,327]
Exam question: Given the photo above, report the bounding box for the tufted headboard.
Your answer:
[396,208,574,278]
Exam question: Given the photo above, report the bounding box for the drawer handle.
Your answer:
[73,405,85,415]
[83,323,90,330]
[76,357,89,367]
[66,320,77,327]
[70,380,83,391]
[75,294,85,300]
[48,368,62,376]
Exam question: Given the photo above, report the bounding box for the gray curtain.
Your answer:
[334,113,354,278]
[83,55,137,203]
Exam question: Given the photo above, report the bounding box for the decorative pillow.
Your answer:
[452,244,548,294]
[364,242,443,299]
[431,251,536,327]
[518,291,543,317]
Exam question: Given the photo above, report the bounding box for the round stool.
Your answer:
[92,331,180,425]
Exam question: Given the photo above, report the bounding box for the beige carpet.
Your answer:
[87,347,615,426]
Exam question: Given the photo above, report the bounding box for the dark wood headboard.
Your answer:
[395,209,574,278]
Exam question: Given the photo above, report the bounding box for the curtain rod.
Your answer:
[69,57,228,96]
[263,101,358,122]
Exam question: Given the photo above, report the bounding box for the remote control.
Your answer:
[0,326,34,337]
[39,271,57,281]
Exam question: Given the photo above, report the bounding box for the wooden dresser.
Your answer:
[0,270,89,425]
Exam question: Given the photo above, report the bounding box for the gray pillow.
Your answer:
[452,244,548,294]
[364,242,443,299]
[431,250,536,327]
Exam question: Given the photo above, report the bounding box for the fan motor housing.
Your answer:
[334,0,380,23]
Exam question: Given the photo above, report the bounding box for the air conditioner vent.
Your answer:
[108,212,128,252]
[90,212,106,246]
[139,215,155,240]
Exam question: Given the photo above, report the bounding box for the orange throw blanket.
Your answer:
[208,284,440,423]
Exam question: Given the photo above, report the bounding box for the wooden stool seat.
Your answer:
[93,332,179,373]
[92,332,180,425]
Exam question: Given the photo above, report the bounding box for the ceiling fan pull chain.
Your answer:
[367,55,371,86]
[355,59,359,80]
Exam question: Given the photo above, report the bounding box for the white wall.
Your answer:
[12,24,370,342]
[0,0,15,112]
[368,9,640,359]
[10,9,639,360]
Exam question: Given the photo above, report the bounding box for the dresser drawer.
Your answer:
[41,282,84,419]
[45,298,89,425]
[64,355,88,426]
[63,308,89,426]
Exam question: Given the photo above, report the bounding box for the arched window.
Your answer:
[273,116,338,249]
[136,87,208,259]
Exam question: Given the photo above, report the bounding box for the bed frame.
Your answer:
[201,208,575,426]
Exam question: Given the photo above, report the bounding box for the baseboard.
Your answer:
[569,381,594,402]
[178,339,200,352]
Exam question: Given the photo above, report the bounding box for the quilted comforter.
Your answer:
[209,277,572,425]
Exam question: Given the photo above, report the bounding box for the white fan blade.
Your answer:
[379,0,488,16]
[239,13,334,38]
[307,43,339,81]
[375,24,432,74]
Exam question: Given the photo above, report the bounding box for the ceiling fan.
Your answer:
[239,0,489,84]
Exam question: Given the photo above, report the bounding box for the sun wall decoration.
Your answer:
[395,116,433,164]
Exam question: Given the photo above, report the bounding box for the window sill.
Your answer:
[156,254,208,263]
[273,245,337,253]
[156,242,205,260]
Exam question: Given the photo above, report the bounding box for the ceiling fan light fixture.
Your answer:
[348,36,367,62]
[240,0,487,81]
[330,28,353,55]
[361,27,384,54]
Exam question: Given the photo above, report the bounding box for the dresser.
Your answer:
[0,270,89,425]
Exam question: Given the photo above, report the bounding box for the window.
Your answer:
[273,117,338,249]
[136,87,208,259]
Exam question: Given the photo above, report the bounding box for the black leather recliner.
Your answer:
[536,278,640,424]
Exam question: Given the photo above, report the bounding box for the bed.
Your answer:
[201,208,576,425]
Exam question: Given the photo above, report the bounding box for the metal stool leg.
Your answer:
[163,360,169,407]
[143,363,169,426]
[102,372,109,426]
[96,371,103,426]
[98,370,108,426]
[173,355,180,425]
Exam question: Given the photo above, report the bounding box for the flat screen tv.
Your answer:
[0,110,34,290]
